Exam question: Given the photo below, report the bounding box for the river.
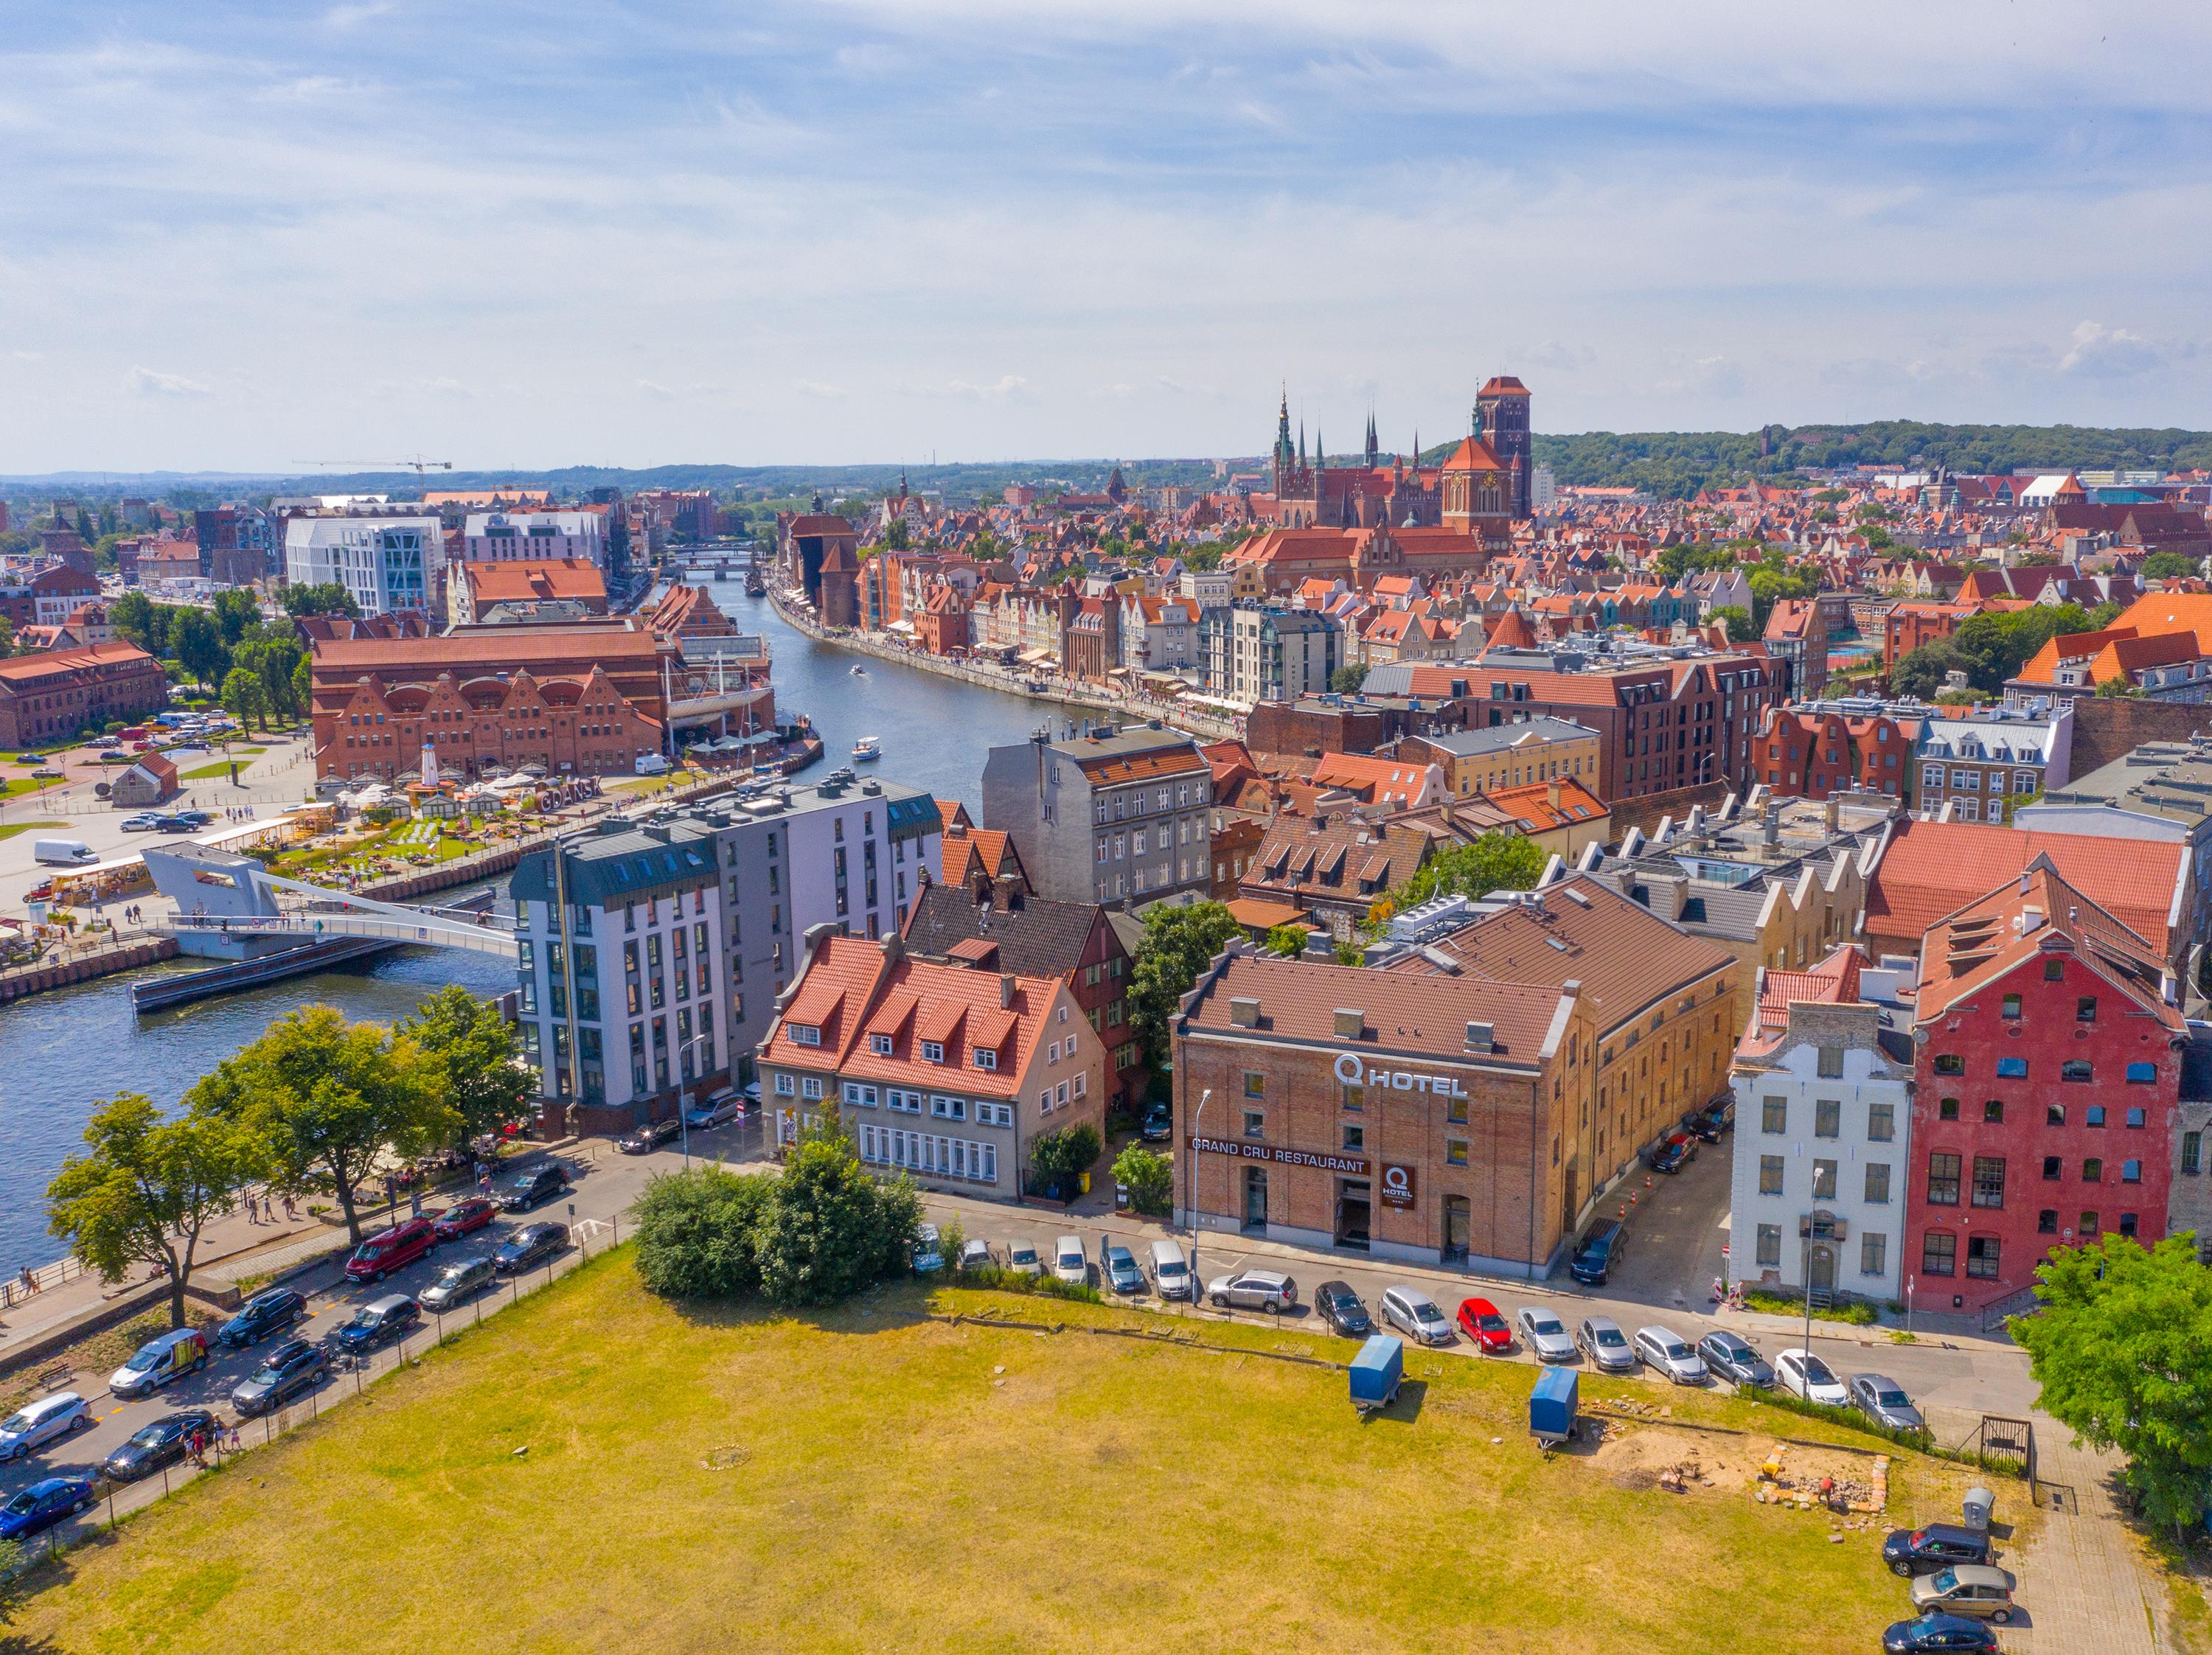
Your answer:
[0,574,1083,1274]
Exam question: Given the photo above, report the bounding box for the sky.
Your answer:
[1,0,2208,473]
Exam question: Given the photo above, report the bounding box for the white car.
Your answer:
[0,1392,91,1461]
[1005,1241,1043,1277]
[1775,1347,1850,1406]
[684,1091,742,1129]
[1515,1304,1579,1363]
[1634,1325,1709,1384]
[1380,1285,1453,1346]
[958,1238,994,1272]
[1052,1235,1088,1285]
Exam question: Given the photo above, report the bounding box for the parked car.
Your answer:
[1678,1104,1725,1143]
[910,1224,945,1275]
[1149,1240,1192,1301]
[433,1197,497,1241]
[100,1410,219,1482]
[109,1328,210,1398]
[420,1254,498,1311]
[1005,1241,1043,1278]
[330,1294,420,1355]
[1099,1240,1145,1295]
[1851,1372,1927,1432]
[494,1222,570,1274]
[230,1339,327,1415]
[121,813,161,832]
[1569,1219,1626,1285]
[684,1091,742,1129]
[1139,1101,1172,1143]
[344,1216,440,1284]
[1775,1347,1850,1407]
[957,1238,993,1272]
[498,1163,571,1212]
[1380,1286,1453,1346]
[1053,1235,1088,1286]
[1697,1330,1774,1388]
[173,809,212,827]
[216,1286,307,1349]
[0,1393,91,1461]
[29,768,64,781]
[1207,1270,1297,1312]
[1882,1525,1994,1578]
[1576,1315,1637,1374]
[1314,1280,1374,1338]
[0,1478,97,1541]
[1455,1297,1513,1354]
[1633,1325,1708,1384]
[1910,1565,2018,1623]
[616,1117,682,1154]
[1515,1305,1578,1364]
[1881,1613,2000,1653]
[1645,1130,1698,1174]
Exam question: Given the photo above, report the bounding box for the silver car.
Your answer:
[420,1253,496,1311]
[0,1393,91,1462]
[1633,1325,1709,1384]
[1850,1372,1926,1432]
[1380,1286,1453,1346]
[1515,1304,1578,1363]
[1576,1315,1637,1373]
[1206,1269,1297,1311]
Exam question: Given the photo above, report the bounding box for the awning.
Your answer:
[1017,647,1056,664]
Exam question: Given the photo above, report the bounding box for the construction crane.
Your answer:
[296,456,454,481]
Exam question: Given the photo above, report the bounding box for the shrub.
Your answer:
[1739,1286,1879,1326]
[633,1166,773,1299]
[951,1262,1102,1304]
[1029,1123,1102,1196]
[1111,1143,1173,1216]
[751,1135,922,1307]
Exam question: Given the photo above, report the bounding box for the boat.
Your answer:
[849,664,867,677]
[743,573,766,597]
[851,736,882,762]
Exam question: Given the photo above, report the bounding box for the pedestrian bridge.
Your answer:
[166,906,519,958]
[142,843,521,961]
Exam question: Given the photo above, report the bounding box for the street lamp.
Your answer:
[675,1027,724,1171]
[1186,1087,1210,1309]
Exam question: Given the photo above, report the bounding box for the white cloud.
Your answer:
[123,365,211,397]
[2058,320,2177,378]
[636,379,677,400]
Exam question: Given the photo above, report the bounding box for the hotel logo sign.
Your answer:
[1379,1163,1418,1211]
[1335,1051,1469,1098]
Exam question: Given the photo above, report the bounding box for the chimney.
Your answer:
[1546,778,1562,812]
[1823,796,1839,833]
[880,931,905,968]
[1333,1008,1366,1039]
[1465,1020,1495,1052]
[1229,995,1262,1028]
[999,972,1017,1009]
[992,874,1023,910]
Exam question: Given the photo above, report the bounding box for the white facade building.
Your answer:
[285,515,446,618]
[462,511,608,568]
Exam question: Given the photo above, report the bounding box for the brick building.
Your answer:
[0,642,169,747]
[1754,704,1922,801]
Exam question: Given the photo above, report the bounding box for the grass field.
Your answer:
[12,1255,1980,1654]
[0,820,65,844]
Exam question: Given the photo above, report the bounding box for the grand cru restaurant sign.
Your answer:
[1186,1136,1370,1177]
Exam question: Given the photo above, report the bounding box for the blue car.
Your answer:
[0,1477,97,1541]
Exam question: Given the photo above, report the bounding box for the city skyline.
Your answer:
[3,1,2208,472]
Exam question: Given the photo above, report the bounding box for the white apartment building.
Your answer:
[462,511,608,568]
[1728,946,1915,1302]
[285,515,446,618]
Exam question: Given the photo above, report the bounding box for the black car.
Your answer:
[1678,1104,1725,1144]
[1313,1280,1374,1339]
[498,1163,571,1212]
[1882,1613,1999,1653]
[330,1294,420,1355]
[1697,1330,1774,1388]
[216,1286,307,1348]
[615,1118,681,1154]
[1139,1101,1172,1143]
[494,1222,569,1273]
[100,1410,218,1482]
[1644,1132,1697,1174]
[231,1339,328,1415]
[1883,1525,1993,1578]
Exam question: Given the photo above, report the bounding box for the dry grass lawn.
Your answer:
[12,1252,1976,1654]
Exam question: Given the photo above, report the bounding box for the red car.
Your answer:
[343,1217,440,1283]
[1455,1297,1513,1354]
[432,1198,496,1241]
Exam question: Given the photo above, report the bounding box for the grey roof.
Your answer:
[1044,723,1202,762]
[2045,740,2212,823]
[1412,717,1599,758]
[903,882,1117,978]
[510,818,720,909]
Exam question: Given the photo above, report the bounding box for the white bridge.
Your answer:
[144,846,522,961]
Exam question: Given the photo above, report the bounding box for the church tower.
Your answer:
[1363,409,1379,468]
[1272,387,1295,495]
[1476,376,1534,518]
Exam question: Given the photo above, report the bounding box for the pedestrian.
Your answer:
[18,1264,37,1296]
[189,1429,206,1468]
[282,1194,296,1222]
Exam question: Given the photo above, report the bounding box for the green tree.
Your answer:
[1128,902,1246,1071]
[751,1128,921,1306]
[1746,563,1815,632]
[45,1093,258,1329]
[280,582,361,619]
[1329,663,1368,694]
[1029,1123,1103,1195]
[0,616,14,659]
[108,589,157,652]
[633,1164,773,1299]
[2013,1233,2212,1535]
[1889,640,1969,700]
[1110,1143,1172,1216]
[403,984,535,1145]
[1709,604,1755,643]
[234,637,304,722]
[221,664,269,730]
[187,1006,453,1242]
[2141,551,2199,582]
[1264,921,1310,958]
[2095,675,2141,697]
[1389,832,1545,911]
[211,588,260,645]
[170,608,229,688]
[292,654,312,722]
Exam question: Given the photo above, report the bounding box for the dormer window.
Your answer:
[790,1025,821,1047]
[921,1039,945,1064]
[973,1048,998,1071]
[870,1034,894,1056]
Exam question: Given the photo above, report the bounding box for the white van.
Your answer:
[1149,1240,1192,1300]
[32,839,97,866]
[633,753,669,776]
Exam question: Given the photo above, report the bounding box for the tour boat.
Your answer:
[851,736,883,762]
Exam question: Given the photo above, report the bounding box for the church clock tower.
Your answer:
[1476,376,1534,518]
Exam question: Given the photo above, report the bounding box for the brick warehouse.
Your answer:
[1171,945,1598,1275]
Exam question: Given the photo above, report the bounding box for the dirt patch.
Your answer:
[1592,1421,1888,1522]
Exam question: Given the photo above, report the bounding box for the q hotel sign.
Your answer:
[1334,1051,1469,1098]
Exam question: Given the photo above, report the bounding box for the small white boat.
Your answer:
[851,736,883,762]
[849,664,867,677]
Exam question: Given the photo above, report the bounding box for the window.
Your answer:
[2086,1104,2107,1127]
[973,1048,998,1071]
[1996,1056,2028,1079]
[2125,1107,2146,1129]
[1816,1045,1844,1079]
[2038,1209,2058,1235]
[2046,1104,2065,1127]
[2043,1155,2062,1180]
[1242,1109,1264,1138]
[774,1073,795,1096]
[1921,1231,1955,1277]
[2077,996,2098,1023]
[1445,1137,1469,1166]
[2000,994,2021,1019]
[1983,1099,2005,1124]
[1868,1101,1894,1143]
[1340,1082,1365,1112]
[1815,1098,1840,1139]
[1759,1155,1784,1196]
[2185,1131,2203,1175]
[870,1034,894,1056]
[1756,1224,1781,1268]
[2119,1212,2139,1238]
[2045,958,2064,981]
[2126,1062,2157,1084]
[1860,1232,1887,1278]
[2079,1210,2101,1238]
[801,1076,824,1101]
[1864,1163,1891,1205]
[2062,1061,2093,1084]
[1242,1070,1265,1099]
[1933,1053,1964,1076]
[1926,1152,1961,1206]
[2122,1159,2142,1184]
[1938,1097,1960,1121]
[790,1024,821,1048]
[1812,1159,1837,1201]
[1761,1096,1787,1134]
[1965,1236,2001,1280]
[2082,1157,2102,1183]
[1972,1156,2006,1209]
[920,1040,945,1065]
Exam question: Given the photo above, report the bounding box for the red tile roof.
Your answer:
[1865,818,2184,958]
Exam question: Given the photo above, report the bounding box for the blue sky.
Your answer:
[1,1,2208,471]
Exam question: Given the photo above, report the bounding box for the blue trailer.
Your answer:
[1349,1334,1404,1413]
[1529,1365,1580,1447]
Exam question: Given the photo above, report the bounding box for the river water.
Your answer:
[0,575,1077,1273]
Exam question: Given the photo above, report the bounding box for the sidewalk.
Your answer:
[2006,1435,2168,1654]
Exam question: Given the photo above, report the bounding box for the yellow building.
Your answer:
[1399,717,1604,799]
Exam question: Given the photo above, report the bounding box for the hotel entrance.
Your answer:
[1335,1179,1371,1249]
[1242,1166,1268,1230]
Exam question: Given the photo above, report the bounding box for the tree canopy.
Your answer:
[1127,902,1247,1073]
[750,1123,922,1306]
[1385,832,1545,914]
[403,984,535,1145]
